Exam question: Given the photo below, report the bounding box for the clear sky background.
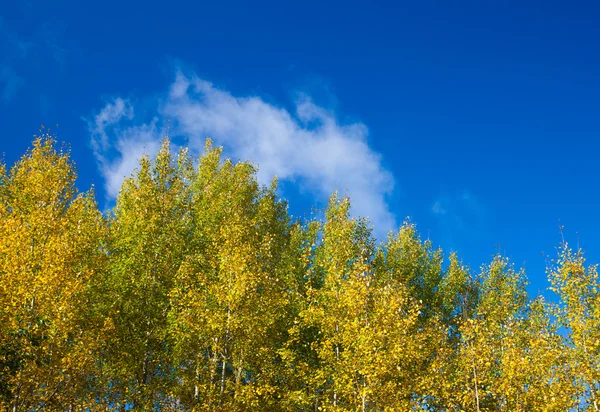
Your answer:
[1,0,599,299]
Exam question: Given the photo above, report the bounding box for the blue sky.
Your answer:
[2,0,599,297]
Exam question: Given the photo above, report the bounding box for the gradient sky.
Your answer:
[2,0,599,298]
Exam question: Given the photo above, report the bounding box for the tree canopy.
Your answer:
[1,135,598,411]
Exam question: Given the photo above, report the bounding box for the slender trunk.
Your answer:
[469,333,480,412]
[334,338,339,406]
[472,357,481,412]
[208,340,219,409]
[143,319,151,386]
[361,380,367,412]
[583,339,599,411]
[194,356,200,403]
[235,349,244,389]
[588,381,599,411]
[142,353,148,385]
[220,353,227,403]
[333,346,339,406]
[219,306,231,407]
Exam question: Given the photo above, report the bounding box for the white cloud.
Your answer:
[88,97,133,157]
[86,71,397,235]
[86,98,161,199]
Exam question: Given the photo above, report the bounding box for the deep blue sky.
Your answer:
[2,0,599,298]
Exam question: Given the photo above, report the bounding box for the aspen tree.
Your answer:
[429,253,479,410]
[169,140,291,410]
[294,198,434,410]
[276,220,323,411]
[497,296,576,411]
[293,194,373,410]
[96,139,193,409]
[549,243,600,411]
[448,256,529,411]
[0,137,105,410]
[371,223,447,409]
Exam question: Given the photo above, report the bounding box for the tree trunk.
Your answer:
[472,359,481,412]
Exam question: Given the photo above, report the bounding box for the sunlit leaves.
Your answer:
[0,135,596,410]
[0,137,105,410]
[549,244,600,410]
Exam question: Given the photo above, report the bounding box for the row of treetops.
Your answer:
[0,135,599,411]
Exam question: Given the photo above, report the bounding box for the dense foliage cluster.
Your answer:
[1,136,599,411]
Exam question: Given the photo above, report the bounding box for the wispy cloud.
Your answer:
[86,70,397,235]
[431,190,487,249]
[0,18,28,102]
[86,97,162,199]
[0,65,24,103]
[40,23,69,71]
[0,17,69,103]
[0,17,32,58]
[431,200,447,216]
[88,97,134,158]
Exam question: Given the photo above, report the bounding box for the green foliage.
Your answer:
[0,135,597,410]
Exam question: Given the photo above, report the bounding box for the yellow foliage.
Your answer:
[0,135,594,410]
